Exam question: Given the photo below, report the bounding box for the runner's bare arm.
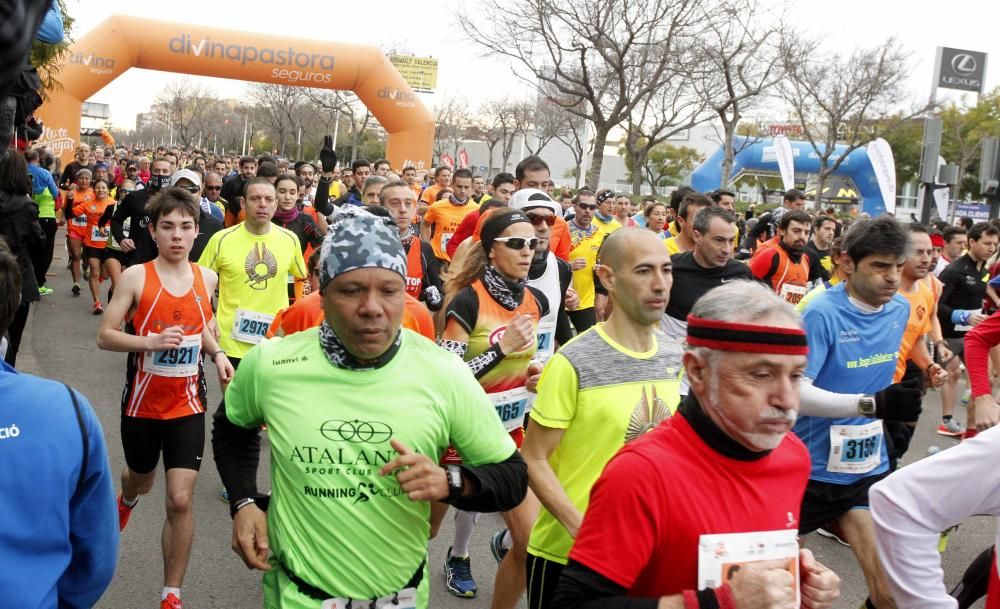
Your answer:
[520,423,582,537]
[96,264,158,352]
[419,219,432,243]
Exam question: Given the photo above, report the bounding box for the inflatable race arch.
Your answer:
[691,136,889,216]
[37,15,434,169]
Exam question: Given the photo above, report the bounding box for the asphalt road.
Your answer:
[11,234,992,609]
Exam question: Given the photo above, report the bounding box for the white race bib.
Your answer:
[142,333,201,378]
[440,232,454,252]
[488,386,531,432]
[535,319,557,364]
[231,308,274,345]
[827,420,883,474]
[779,282,808,305]
[698,530,800,605]
[321,587,416,609]
[71,215,87,227]
[90,225,109,242]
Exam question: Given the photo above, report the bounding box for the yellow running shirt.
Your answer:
[197,223,306,359]
[567,222,608,310]
[527,324,682,564]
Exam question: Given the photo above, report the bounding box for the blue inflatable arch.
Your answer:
[690,136,888,216]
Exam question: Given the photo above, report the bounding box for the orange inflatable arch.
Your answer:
[37,15,434,170]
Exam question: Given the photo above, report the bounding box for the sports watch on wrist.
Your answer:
[445,465,464,503]
[857,395,877,417]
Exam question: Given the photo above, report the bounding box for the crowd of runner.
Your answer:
[4,138,1000,609]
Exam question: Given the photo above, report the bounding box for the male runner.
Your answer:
[592,190,621,234]
[97,187,234,609]
[420,165,452,206]
[934,225,967,276]
[664,192,711,255]
[380,179,443,311]
[214,208,527,609]
[551,281,840,609]
[793,216,911,609]
[806,215,838,282]
[662,206,753,344]
[566,190,607,333]
[737,188,807,259]
[750,210,813,305]
[111,156,173,266]
[522,227,682,609]
[421,168,480,264]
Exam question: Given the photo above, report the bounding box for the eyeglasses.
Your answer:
[526,213,556,226]
[576,203,597,211]
[494,237,539,250]
[204,185,222,191]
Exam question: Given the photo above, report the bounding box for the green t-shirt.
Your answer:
[527,324,682,564]
[225,327,515,608]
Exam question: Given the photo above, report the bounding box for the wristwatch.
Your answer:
[445,465,464,503]
[857,395,877,417]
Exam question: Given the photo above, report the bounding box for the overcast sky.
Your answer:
[68,0,998,131]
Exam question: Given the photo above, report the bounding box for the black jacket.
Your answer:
[0,190,44,303]
[110,188,156,265]
[938,253,989,338]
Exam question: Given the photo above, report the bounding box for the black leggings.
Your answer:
[34,217,57,286]
[3,302,29,367]
[952,546,994,609]
[567,308,596,334]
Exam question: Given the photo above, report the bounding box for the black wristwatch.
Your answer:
[445,465,464,503]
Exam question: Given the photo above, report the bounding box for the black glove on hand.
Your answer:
[874,377,923,422]
[320,135,337,173]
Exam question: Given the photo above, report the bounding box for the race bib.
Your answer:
[779,282,808,305]
[231,308,274,345]
[440,232,454,252]
[827,420,883,474]
[488,386,531,432]
[698,530,799,605]
[321,587,416,609]
[90,225,109,242]
[71,215,87,227]
[535,319,557,364]
[142,333,201,378]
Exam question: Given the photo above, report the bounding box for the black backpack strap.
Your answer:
[64,384,89,492]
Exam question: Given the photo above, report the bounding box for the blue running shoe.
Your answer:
[489,529,509,565]
[444,546,477,598]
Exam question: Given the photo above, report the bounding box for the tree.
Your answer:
[433,95,471,162]
[779,36,916,206]
[554,114,591,189]
[621,77,708,194]
[154,80,218,147]
[460,0,708,190]
[479,98,520,173]
[302,89,374,162]
[247,83,309,157]
[690,0,788,188]
[938,90,1000,199]
[517,99,567,157]
[647,143,703,191]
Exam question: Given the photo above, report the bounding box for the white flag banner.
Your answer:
[774,135,795,191]
[867,138,896,214]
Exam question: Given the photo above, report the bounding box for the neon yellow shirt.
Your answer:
[568,223,608,310]
[528,324,682,564]
[197,223,306,359]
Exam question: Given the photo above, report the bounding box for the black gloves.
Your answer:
[320,135,337,173]
[874,377,923,422]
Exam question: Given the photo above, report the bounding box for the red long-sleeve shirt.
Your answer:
[965,311,1000,398]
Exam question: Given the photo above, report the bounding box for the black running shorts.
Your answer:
[121,413,206,474]
[798,471,889,535]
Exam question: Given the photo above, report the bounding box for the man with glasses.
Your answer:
[566,190,606,332]
[515,157,571,262]
[203,172,226,210]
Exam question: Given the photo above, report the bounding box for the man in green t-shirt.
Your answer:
[521,227,683,609]
[214,208,527,609]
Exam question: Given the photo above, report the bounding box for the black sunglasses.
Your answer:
[494,236,539,250]
[204,185,222,191]
[526,213,556,226]
[576,203,597,211]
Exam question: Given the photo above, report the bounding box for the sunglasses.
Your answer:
[494,236,539,250]
[204,185,222,191]
[178,185,200,194]
[526,213,556,226]
[576,203,597,211]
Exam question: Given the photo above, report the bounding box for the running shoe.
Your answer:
[962,428,979,441]
[160,593,182,609]
[817,522,850,547]
[937,418,965,437]
[117,494,134,531]
[443,546,477,598]
[93,301,104,315]
[219,488,229,503]
[489,529,509,565]
[38,286,53,296]
[71,282,81,296]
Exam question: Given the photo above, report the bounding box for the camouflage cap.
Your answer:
[319,207,407,289]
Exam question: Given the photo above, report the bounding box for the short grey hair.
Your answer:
[688,280,802,361]
[692,206,736,235]
[362,175,389,194]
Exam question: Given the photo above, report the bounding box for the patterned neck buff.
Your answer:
[483,264,525,311]
[319,321,401,371]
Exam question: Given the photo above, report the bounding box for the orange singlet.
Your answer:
[122,262,213,419]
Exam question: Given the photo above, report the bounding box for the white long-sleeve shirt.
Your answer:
[870,424,1000,609]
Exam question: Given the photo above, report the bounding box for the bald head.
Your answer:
[600,227,663,270]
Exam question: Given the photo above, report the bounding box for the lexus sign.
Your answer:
[936,47,987,93]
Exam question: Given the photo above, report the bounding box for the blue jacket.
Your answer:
[0,361,118,608]
[28,163,58,199]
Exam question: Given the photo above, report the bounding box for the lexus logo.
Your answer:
[951,54,977,76]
